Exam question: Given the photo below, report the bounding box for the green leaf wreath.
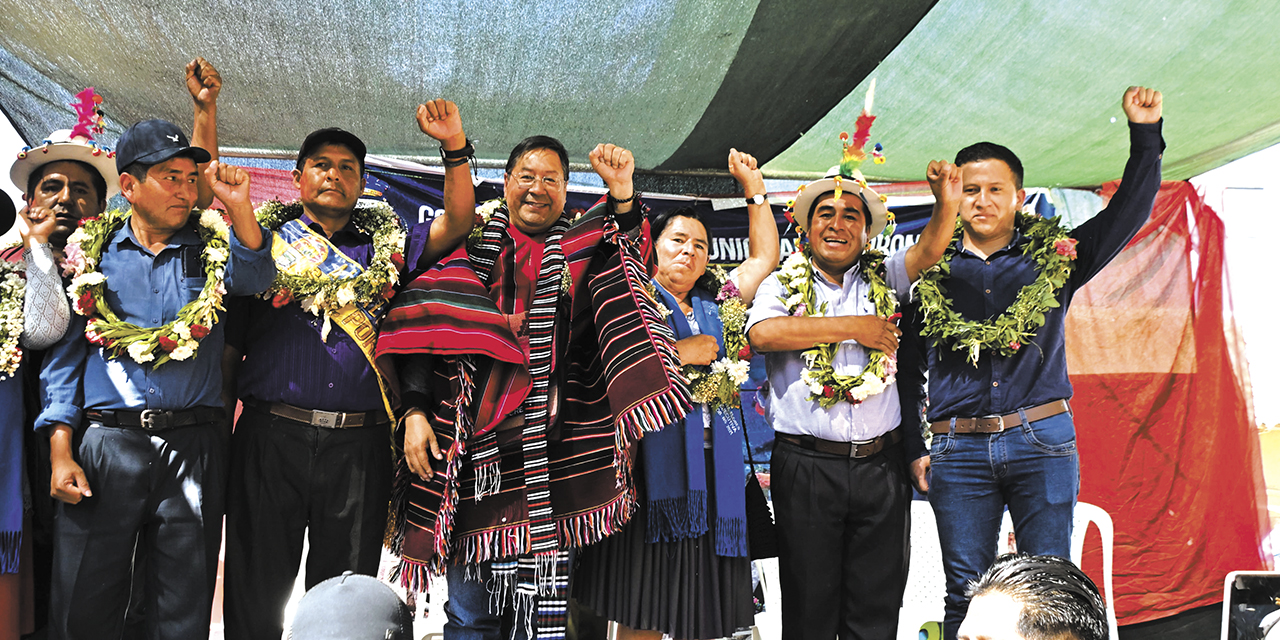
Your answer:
[916,211,1079,365]
[255,200,406,313]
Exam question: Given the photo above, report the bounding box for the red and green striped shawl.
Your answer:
[375,200,691,589]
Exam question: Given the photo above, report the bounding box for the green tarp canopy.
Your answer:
[3,0,1278,188]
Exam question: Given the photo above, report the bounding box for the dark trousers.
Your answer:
[771,436,912,640]
[49,419,228,640]
[222,404,393,640]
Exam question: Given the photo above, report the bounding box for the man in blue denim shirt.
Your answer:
[35,119,274,639]
[886,87,1164,640]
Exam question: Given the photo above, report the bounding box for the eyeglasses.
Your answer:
[514,174,564,190]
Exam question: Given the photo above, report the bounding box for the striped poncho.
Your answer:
[375,200,691,590]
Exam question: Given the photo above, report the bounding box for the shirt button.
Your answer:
[992,381,999,387]
[153,289,160,294]
[985,289,991,294]
[985,260,991,265]
[148,388,155,394]
[329,383,334,388]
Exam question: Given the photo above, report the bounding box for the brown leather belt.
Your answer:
[87,407,225,432]
[930,399,1071,435]
[245,399,390,429]
[776,429,901,458]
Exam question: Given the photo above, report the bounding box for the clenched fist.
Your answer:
[416,98,467,150]
[1122,86,1162,124]
[204,160,251,209]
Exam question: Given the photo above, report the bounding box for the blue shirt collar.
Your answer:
[111,211,204,253]
[954,227,1027,258]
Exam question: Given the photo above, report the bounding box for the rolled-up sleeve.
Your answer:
[224,224,277,296]
[36,314,89,433]
[885,249,914,307]
[745,273,786,336]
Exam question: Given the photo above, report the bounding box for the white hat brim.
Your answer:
[10,137,120,200]
[791,170,888,239]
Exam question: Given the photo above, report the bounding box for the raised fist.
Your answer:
[1122,86,1162,124]
[416,99,466,149]
[186,57,222,107]
[589,143,635,199]
[926,160,962,211]
[728,148,766,197]
[204,160,251,209]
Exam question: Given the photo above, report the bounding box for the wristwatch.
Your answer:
[745,193,767,206]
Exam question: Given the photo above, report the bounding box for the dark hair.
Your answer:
[505,135,570,179]
[651,206,713,245]
[27,160,109,204]
[808,190,869,227]
[296,128,367,175]
[121,161,154,184]
[955,142,1024,190]
[967,554,1107,640]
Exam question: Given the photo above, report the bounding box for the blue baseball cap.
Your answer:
[114,119,211,173]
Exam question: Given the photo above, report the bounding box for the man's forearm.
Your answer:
[192,103,219,209]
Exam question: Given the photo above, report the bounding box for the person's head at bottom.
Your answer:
[289,571,412,639]
[957,553,1106,640]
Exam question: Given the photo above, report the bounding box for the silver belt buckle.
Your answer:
[139,409,166,431]
[311,410,341,428]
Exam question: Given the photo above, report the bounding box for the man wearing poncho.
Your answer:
[376,132,689,640]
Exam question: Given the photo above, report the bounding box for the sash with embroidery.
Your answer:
[271,218,395,420]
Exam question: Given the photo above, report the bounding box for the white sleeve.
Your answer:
[885,249,914,306]
[744,273,787,334]
[20,243,71,349]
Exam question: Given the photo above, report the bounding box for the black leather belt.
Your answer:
[930,399,1071,435]
[87,407,225,432]
[244,399,390,429]
[776,429,901,458]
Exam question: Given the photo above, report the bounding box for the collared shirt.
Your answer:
[888,121,1165,422]
[226,212,435,413]
[746,259,901,442]
[36,215,276,431]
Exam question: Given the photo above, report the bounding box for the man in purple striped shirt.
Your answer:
[220,100,476,640]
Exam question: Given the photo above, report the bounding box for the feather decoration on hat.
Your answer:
[69,88,105,140]
[838,79,878,177]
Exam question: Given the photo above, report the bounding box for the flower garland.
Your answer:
[255,200,406,313]
[0,259,26,379]
[64,208,230,366]
[469,198,577,295]
[648,265,752,411]
[915,212,1078,365]
[776,247,898,409]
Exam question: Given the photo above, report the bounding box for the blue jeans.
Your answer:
[927,410,1079,640]
[444,562,530,640]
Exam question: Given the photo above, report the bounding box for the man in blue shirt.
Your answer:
[36,119,275,639]
[220,102,475,640]
[886,86,1164,640]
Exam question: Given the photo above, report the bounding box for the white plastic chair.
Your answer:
[998,502,1119,640]
[898,500,947,640]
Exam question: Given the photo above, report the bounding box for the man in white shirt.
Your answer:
[746,164,958,640]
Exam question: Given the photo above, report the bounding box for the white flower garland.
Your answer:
[775,248,898,408]
[0,260,25,379]
[64,208,230,367]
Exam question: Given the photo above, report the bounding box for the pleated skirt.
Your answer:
[573,491,754,640]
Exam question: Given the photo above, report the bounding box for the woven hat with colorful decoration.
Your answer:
[785,80,894,239]
[9,87,119,199]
